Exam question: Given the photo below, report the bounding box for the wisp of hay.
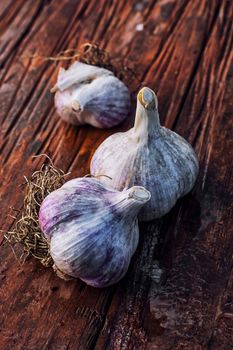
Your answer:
[4,156,68,268]
[28,42,137,88]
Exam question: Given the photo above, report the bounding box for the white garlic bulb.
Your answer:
[39,177,150,287]
[90,87,199,221]
[52,61,130,128]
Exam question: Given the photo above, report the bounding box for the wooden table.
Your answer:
[0,1,232,349]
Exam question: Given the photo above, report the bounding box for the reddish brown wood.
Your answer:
[0,0,232,349]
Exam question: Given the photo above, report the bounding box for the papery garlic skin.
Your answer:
[52,62,130,128]
[90,87,199,221]
[39,178,150,287]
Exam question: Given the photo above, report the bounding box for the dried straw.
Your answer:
[4,156,68,268]
[3,157,112,281]
[27,42,136,86]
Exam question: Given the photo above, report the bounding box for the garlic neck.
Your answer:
[113,186,151,217]
[128,186,151,203]
[133,87,161,141]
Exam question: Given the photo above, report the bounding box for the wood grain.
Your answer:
[0,0,232,349]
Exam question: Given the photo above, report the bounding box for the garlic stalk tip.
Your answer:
[128,186,151,203]
[137,87,158,110]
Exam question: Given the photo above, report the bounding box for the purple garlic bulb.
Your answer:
[39,178,150,288]
[51,61,130,128]
[90,87,199,221]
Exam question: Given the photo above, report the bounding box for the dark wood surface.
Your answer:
[0,0,233,349]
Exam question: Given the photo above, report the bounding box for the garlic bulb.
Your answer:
[90,87,199,221]
[39,177,150,287]
[52,61,130,128]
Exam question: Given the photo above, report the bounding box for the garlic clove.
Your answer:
[52,62,130,128]
[90,86,199,221]
[39,178,150,287]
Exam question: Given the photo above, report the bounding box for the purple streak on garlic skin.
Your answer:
[38,178,150,288]
[53,62,130,129]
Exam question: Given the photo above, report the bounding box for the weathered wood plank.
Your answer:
[0,0,232,349]
[94,2,229,349]
[210,269,233,349]
[95,1,233,349]
[0,0,45,68]
[97,3,233,349]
